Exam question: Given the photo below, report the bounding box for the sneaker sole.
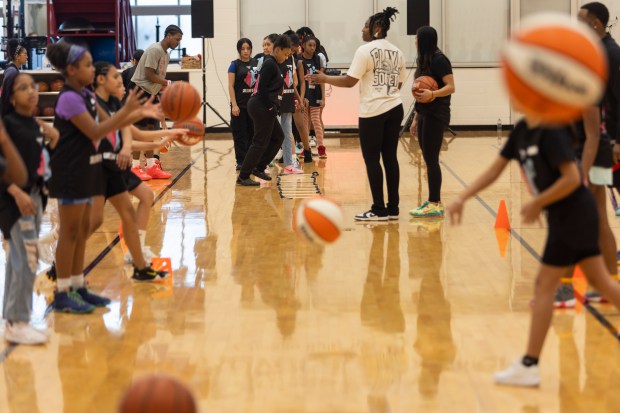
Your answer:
[354,217,389,222]
[54,306,95,314]
[553,299,576,309]
[409,212,444,218]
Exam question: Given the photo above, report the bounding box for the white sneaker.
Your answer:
[5,322,48,345]
[494,358,540,387]
[310,136,317,147]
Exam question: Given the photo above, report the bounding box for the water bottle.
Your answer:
[497,118,502,146]
[18,215,39,273]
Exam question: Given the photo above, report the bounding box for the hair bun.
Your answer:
[383,6,399,21]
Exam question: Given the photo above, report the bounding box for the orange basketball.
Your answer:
[412,75,438,103]
[42,106,55,117]
[118,374,197,413]
[161,81,201,122]
[37,81,49,92]
[50,78,64,92]
[173,117,204,146]
[501,13,607,124]
[294,197,343,244]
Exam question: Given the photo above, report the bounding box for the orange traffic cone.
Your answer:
[494,200,510,230]
[495,228,510,257]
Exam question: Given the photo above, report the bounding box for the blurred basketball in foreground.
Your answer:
[501,12,607,124]
[294,197,343,244]
[161,81,201,122]
[118,374,197,413]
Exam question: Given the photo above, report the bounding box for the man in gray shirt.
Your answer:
[130,24,183,179]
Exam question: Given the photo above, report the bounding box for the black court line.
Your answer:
[0,147,209,364]
[83,146,209,275]
[441,160,620,341]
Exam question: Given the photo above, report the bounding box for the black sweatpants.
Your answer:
[240,97,284,179]
[417,113,445,203]
[231,106,254,166]
[358,104,404,215]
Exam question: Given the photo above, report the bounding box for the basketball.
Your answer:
[118,374,197,413]
[412,75,438,103]
[161,81,202,122]
[501,13,607,124]
[37,81,49,92]
[50,78,65,92]
[42,106,55,117]
[173,117,205,146]
[294,197,344,244]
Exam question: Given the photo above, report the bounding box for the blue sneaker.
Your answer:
[75,287,111,307]
[54,291,95,314]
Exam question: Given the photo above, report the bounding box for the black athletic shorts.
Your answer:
[103,169,128,199]
[542,191,600,266]
[122,168,142,192]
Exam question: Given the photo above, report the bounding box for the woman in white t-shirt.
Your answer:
[307,7,406,221]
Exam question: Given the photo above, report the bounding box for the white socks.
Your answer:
[58,274,84,291]
[71,274,85,289]
[139,229,146,248]
[132,159,141,168]
[57,277,71,292]
[146,158,156,167]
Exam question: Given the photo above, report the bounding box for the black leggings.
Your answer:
[240,97,284,179]
[231,106,254,166]
[358,104,404,215]
[417,113,445,203]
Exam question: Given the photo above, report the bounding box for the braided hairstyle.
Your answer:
[369,7,399,39]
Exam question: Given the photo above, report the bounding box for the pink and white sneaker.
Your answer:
[283,165,303,174]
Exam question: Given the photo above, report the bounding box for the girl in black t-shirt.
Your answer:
[447,116,620,388]
[237,35,292,186]
[1,39,28,117]
[228,38,257,169]
[0,73,58,344]
[45,42,161,313]
[409,26,455,218]
[300,36,327,158]
[89,62,169,282]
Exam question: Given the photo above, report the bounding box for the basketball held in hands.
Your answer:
[412,75,438,103]
[172,117,205,146]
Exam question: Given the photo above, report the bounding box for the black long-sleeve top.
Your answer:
[603,35,620,142]
[253,55,283,110]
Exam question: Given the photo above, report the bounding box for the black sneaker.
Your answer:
[132,266,168,282]
[75,287,111,307]
[252,169,272,181]
[47,263,57,281]
[303,149,313,163]
[236,177,260,186]
[354,210,388,221]
[387,209,399,220]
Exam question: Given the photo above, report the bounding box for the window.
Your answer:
[444,0,510,64]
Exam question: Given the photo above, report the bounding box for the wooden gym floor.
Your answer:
[0,133,619,413]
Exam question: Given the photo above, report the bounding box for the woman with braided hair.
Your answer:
[308,7,406,221]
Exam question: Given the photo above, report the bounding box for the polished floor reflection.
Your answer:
[1,135,620,413]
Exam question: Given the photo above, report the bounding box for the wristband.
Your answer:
[166,80,172,86]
